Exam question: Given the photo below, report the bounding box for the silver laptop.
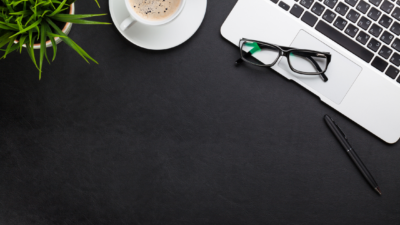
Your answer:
[221,0,400,143]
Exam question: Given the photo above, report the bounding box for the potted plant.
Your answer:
[0,0,110,79]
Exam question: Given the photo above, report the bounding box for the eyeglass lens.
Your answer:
[288,51,327,74]
[240,41,280,66]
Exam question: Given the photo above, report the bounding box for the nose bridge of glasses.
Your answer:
[281,51,289,57]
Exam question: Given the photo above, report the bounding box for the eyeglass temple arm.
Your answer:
[235,47,329,82]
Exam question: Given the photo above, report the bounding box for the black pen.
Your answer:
[324,115,382,195]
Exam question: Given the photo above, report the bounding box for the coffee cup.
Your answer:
[120,0,186,31]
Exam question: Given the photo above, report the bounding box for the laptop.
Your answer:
[221,0,400,143]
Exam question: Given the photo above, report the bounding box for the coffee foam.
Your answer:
[129,0,182,22]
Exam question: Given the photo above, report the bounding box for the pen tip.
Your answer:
[375,187,382,195]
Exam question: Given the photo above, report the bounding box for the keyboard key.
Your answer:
[347,9,361,22]
[271,0,279,3]
[290,4,305,17]
[392,7,400,20]
[385,65,399,78]
[301,11,319,26]
[378,14,393,27]
[397,0,400,5]
[380,0,395,13]
[371,56,388,71]
[367,38,382,51]
[390,21,400,34]
[356,31,371,44]
[323,9,337,22]
[369,0,382,6]
[379,45,393,58]
[345,24,360,37]
[397,77,400,83]
[369,23,383,37]
[346,0,359,6]
[324,0,338,8]
[279,1,291,10]
[367,7,382,20]
[357,1,371,13]
[334,16,348,30]
[315,21,374,62]
[391,38,400,51]
[380,31,394,44]
[312,2,326,15]
[300,0,314,8]
[390,52,400,65]
[358,16,372,29]
[335,2,350,15]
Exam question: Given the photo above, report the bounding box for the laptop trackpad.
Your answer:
[278,30,362,104]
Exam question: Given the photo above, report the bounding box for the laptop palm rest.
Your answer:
[278,30,362,105]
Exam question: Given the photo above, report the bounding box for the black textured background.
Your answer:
[1,0,400,224]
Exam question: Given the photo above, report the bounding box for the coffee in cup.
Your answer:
[129,0,182,22]
[120,0,186,31]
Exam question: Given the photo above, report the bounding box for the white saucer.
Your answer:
[109,0,207,50]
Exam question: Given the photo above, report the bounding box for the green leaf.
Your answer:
[39,10,52,17]
[48,33,56,61]
[5,1,14,13]
[0,21,19,30]
[48,0,67,16]
[0,32,13,44]
[26,30,39,70]
[44,23,57,61]
[47,17,98,64]
[19,34,27,53]
[39,21,48,80]
[0,23,18,30]
[2,36,18,58]
[28,29,33,46]
[24,13,36,26]
[1,43,19,59]
[0,33,14,49]
[10,17,42,38]
[10,0,27,8]
[9,10,32,16]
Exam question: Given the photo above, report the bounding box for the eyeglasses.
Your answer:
[236,38,332,82]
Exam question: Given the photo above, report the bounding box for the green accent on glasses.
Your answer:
[245,42,261,54]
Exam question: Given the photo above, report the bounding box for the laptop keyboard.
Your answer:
[271,0,400,83]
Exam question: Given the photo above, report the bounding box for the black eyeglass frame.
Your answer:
[237,38,332,81]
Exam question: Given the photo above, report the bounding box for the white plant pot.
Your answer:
[14,3,75,49]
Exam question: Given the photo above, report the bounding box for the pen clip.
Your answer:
[333,119,354,149]
[325,115,354,150]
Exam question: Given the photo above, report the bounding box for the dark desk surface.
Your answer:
[1,0,400,224]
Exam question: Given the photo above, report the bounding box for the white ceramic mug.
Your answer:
[120,0,187,31]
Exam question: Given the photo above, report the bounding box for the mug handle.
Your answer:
[120,17,136,31]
